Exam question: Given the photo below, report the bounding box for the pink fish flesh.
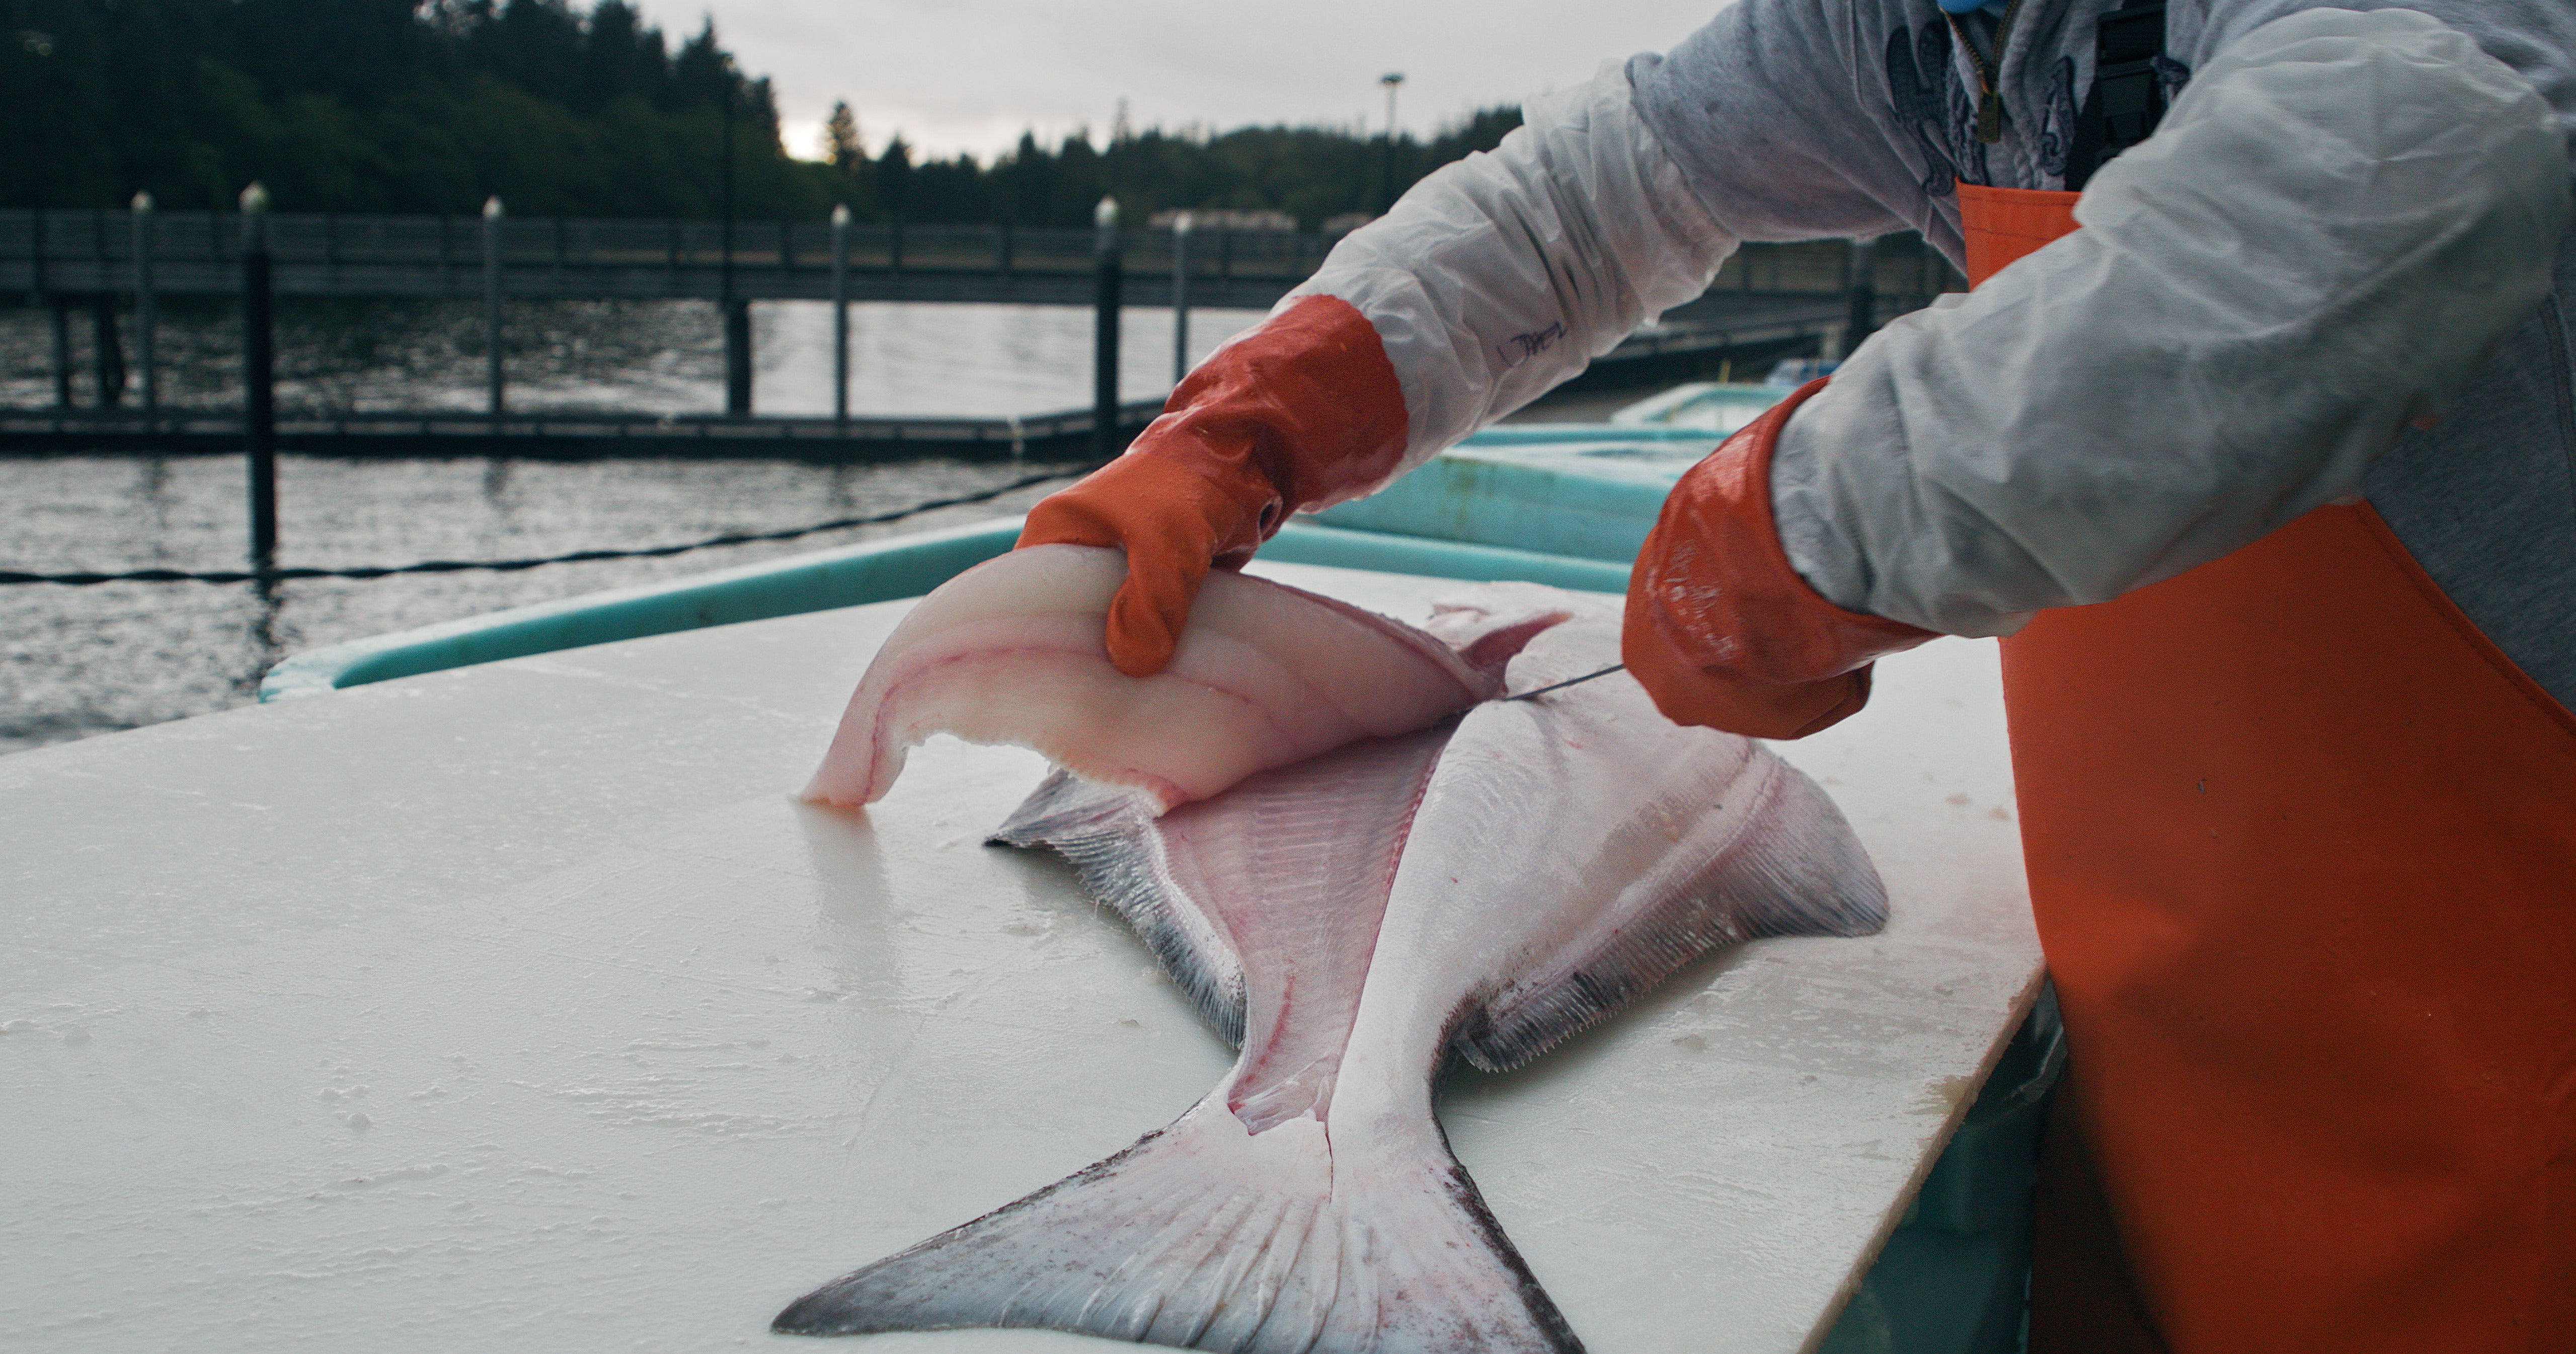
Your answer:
[776,584,1887,1352]
[802,544,1499,810]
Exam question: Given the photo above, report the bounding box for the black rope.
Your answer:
[0,466,1083,587]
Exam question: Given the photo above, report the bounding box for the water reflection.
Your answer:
[1,297,1268,420]
[0,454,1077,755]
[233,574,288,703]
[4,297,1284,755]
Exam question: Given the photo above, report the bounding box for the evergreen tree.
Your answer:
[875,133,912,221]
[0,0,1525,228]
[824,101,864,175]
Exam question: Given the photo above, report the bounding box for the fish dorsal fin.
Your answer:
[993,769,1248,1047]
[773,1099,1584,1353]
[1452,749,1887,1074]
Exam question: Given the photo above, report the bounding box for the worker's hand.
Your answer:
[1018,295,1411,676]
[1018,449,1282,677]
[1623,379,1938,738]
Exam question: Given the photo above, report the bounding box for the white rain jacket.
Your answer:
[1281,1,2576,709]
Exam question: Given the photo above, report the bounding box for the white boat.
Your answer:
[2,393,2046,1353]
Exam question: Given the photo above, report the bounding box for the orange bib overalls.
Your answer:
[1958,182,2576,1353]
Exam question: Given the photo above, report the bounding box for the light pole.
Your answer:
[719,55,751,416]
[21,29,69,407]
[1092,196,1122,462]
[1171,211,1192,386]
[483,195,505,419]
[1379,72,1405,214]
[132,191,158,411]
[240,182,276,573]
[830,202,850,426]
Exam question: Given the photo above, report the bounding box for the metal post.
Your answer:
[1379,72,1406,213]
[1170,211,1193,386]
[1092,196,1123,462]
[132,191,158,411]
[241,183,277,572]
[1842,234,1880,355]
[22,29,58,401]
[830,204,850,426]
[483,196,505,419]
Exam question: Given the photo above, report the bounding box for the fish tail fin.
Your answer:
[772,1102,1584,1353]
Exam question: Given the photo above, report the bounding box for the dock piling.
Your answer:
[1843,235,1879,355]
[483,196,506,419]
[132,192,158,411]
[724,303,753,416]
[241,183,277,572]
[1092,196,1122,462]
[831,204,851,426]
[91,296,124,408]
[1172,212,1193,386]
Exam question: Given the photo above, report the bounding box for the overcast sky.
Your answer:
[632,0,1730,163]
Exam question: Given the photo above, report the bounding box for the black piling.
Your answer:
[830,204,851,426]
[241,183,277,572]
[48,297,73,408]
[1092,196,1122,462]
[91,296,124,408]
[1842,235,1880,355]
[724,302,753,416]
[1172,212,1193,386]
[483,196,506,419]
[132,191,159,411]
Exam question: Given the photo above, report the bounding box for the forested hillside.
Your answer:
[1,0,1519,228]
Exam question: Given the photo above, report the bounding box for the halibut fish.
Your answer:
[783,560,1888,1352]
[803,544,1501,811]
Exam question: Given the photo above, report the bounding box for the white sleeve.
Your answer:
[1769,7,2572,637]
[1281,63,1738,503]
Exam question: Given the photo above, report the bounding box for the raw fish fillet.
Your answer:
[776,586,1888,1352]
[802,544,1498,809]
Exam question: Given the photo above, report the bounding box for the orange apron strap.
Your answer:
[1955,184,2081,287]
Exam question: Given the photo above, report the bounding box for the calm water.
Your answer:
[0,298,1270,754]
[0,296,1268,416]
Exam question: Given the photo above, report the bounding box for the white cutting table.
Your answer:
[0,563,2039,1353]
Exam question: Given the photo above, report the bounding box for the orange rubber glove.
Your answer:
[1018,294,1411,676]
[1624,378,1939,738]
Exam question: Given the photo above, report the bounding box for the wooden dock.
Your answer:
[0,399,1166,462]
[4,206,1957,455]
[0,292,1881,461]
[2,208,1954,310]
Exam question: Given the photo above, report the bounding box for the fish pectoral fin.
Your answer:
[1455,752,1889,1074]
[773,1102,1584,1353]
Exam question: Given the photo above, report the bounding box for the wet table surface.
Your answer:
[1,562,2039,1353]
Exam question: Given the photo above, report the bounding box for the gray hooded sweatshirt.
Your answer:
[1287,0,2576,711]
